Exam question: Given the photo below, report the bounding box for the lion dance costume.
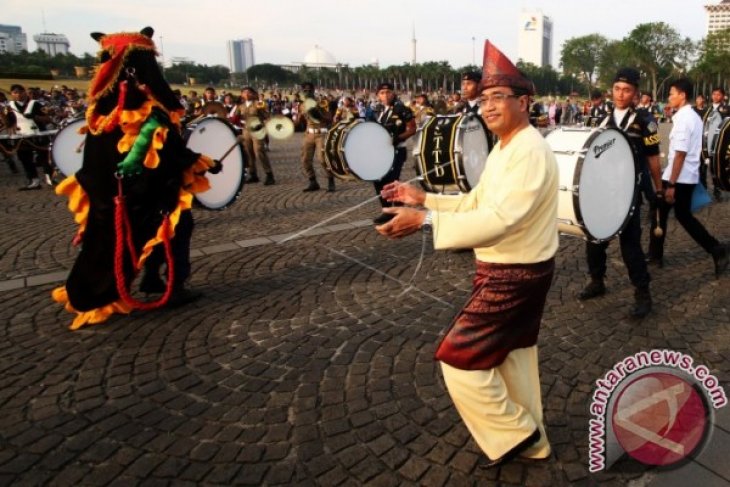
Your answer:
[53,27,216,330]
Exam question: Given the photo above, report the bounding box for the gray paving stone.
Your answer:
[0,279,25,291]
[25,270,68,287]
[0,129,728,487]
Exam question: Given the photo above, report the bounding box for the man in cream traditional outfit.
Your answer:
[376,40,558,468]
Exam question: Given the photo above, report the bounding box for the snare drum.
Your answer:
[413,113,490,193]
[51,118,86,176]
[184,117,245,210]
[711,117,730,191]
[546,127,637,242]
[324,119,394,181]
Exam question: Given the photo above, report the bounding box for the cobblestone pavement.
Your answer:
[0,128,729,486]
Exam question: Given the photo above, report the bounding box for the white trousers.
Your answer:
[440,346,550,459]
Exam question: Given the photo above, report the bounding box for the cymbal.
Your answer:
[265,116,294,140]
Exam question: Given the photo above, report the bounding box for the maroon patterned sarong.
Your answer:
[435,259,555,370]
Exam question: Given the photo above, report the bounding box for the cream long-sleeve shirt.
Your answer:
[424,124,559,264]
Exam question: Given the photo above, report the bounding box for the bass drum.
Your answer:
[324,119,394,181]
[184,117,245,210]
[51,118,86,177]
[711,117,730,191]
[412,113,490,193]
[702,110,724,162]
[324,121,355,180]
[546,127,637,242]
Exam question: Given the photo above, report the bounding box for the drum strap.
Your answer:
[600,110,636,131]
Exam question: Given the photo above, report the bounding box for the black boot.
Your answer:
[327,177,336,192]
[246,173,260,183]
[166,285,202,308]
[264,172,275,185]
[630,286,652,318]
[712,244,729,278]
[139,273,166,294]
[303,178,320,192]
[578,278,606,300]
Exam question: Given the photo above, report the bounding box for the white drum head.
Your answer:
[343,121,394,181]
[52,118,86,177]
[185,118,244,210]
[579,129,635,240]
[459,116,489,188]
[706,111,723,157]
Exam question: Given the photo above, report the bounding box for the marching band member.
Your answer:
[376,41,557,468]
[371,82,415,225]
[8,84,54,189]
[300,82,336,193]
[701,87,730,199]
[333,96,358,124]
[578,68,662,319]
[239,86,275,185]
[412,94,435,128]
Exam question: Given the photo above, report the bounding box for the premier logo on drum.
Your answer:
[593,138,616,159]
[587,349,727,473]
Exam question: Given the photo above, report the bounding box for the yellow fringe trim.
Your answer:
[142,126,168,169]
[183,155,215,194]
[52,286,133,331]
[136,190,191,269]
[55,175,89,241]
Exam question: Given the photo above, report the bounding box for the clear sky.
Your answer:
[3,0,712,69]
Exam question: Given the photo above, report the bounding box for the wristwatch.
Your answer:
[421,210,433,232]
[666,181,676,188]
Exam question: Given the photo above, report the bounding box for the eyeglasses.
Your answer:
[480,93,522,105]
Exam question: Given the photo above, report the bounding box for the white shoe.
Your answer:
[44,174,54,186]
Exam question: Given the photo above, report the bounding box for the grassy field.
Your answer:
[0,78,208,95]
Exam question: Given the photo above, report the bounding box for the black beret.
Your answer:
[376,82,394,92]
[301,82,314,90]
[241,86,258,94]
[462,71,482,82]
[613,68,640,87]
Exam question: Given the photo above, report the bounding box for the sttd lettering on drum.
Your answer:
[412,113,490,193]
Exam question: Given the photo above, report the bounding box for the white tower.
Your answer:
[411,23,417,65]
[517,10,553,67]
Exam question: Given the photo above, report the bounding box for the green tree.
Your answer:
[560,34,609,93]
[623,22,691,99]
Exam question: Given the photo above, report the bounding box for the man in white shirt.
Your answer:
[647,78,728,277]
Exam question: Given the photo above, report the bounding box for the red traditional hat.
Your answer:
[480,40,535,95]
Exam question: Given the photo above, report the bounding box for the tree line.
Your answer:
[2,22,728,98]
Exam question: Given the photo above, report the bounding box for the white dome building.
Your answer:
[303,45,338,66]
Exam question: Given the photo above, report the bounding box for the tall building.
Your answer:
[706,0,730,34]
[228,39,255,74]
[33,33,70,55]
[517,10,553,67]
[0,24,28,54]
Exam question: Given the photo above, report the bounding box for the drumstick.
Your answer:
[75,140,86,153]
[653,207,663,237]
[216,134,244,164]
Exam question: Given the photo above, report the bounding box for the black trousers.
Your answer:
[648,182,719,260]
[585,194,650,288]
[373,147,407,207]
[144,210,194,286]
[17,149,52,181]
